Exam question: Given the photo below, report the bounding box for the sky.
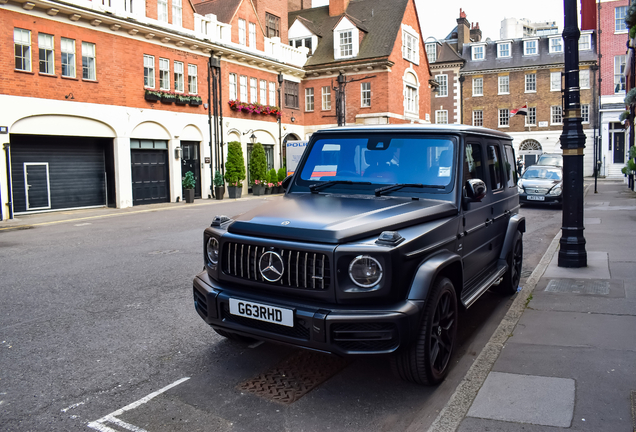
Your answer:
[311,0,567,42]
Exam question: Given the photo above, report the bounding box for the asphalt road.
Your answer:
[0,198,562,431]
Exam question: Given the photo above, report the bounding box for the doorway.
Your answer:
[24,163,51,210]
[610,123,625,164]
[181,141,201,198]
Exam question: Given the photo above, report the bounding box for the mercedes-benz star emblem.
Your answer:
[281,220,290,225]
[259,251,285,282]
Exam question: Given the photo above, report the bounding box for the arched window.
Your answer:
[519,139,542,151]
[403,71,419,115]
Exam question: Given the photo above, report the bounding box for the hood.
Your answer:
[519,178,561,189]
[227,194,457,244]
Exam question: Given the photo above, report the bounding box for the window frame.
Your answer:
[497,42,511,58]
[144,54,155,88]
[238,19,246,45]
[405,85,418,113]
[548,37,563,53]
[172,0,182,27]
[188,64,197,94]
[616,6,628,33]
[239,75,248,102]
[435,74,448,97]
[265,13,280,38]
[525,107,537,126]
[174,61,184,92]
[229,73,237,100]
[579,33,591,51]
[551,71,562,92]
[38,33,55,75]
[339,30,353,58]
[551,105,563,125]
[472,110,483,127]
[525,73,536,93]
[361,82,371,107]
[435,110,448,124]
[249,22,256,48]
[159,58,170,90]
[403,30,418,63]
[472,44,485,61]
[305,87,314,112]
[498,75,509,95]
[321,86,331,110]
[523,39,538,56]
[473,77,483,96]
[284,80,299,109]
[615,55,627,94]
[259,79,267,105]
[269,82,276,106]
[61,37,76,78]
[249,77,257,103]
[81,41,96,81]
[579,69,590,89]
[498,109,510,128]
[425,42,437,63]
[157,0,168,22]
[14,28,32,72]
[581,104,590,124]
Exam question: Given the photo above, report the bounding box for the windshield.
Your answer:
[298,135,456,192]
[537,155,563,167]
[522,166,562,180]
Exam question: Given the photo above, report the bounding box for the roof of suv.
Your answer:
[316,124,513,140]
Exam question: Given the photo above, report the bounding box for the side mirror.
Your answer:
[282,174,293,191]
[464,179,487,202]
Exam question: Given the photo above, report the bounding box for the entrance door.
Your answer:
[181,142,201,198]
[131,149,169,205]
[24,163,51,210]
[523,154,537,169]
[614,131,625,164]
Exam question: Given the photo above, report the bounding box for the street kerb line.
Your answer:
[87,377,190,432]
[424,231,562,432]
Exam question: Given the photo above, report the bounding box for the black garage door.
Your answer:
[131,144,169,205]
[10,135,110,214]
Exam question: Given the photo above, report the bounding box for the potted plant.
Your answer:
[144,89,162,101]
[268,168,278,194]
[182,171,196,203]
[277,167,286,193]
[225,141,246,199]
[161,92,176,104]
[249,143,268,195]
[190,95,203,106]
[214,170,224,200]
[176,94,190,105]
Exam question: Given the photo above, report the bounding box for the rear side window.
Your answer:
[487,145,503,191]
[464,143,485,182]
[503,144,517,187]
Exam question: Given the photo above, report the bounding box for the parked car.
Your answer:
[536,153,563,168]
[518,165,563,206]
[193,125,525,385]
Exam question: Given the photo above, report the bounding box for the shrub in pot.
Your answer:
[224,141,246,198]
[268,169,278,194]
[249,143,267,195]
[277,167,286,193]
[214,170,225,200]
[182,171,196,203]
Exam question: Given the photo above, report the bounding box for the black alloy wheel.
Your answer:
[494,230,523,295]
[391,277,458,385]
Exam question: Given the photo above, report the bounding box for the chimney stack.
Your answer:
[329,0,351,16]
[456,8,471,54]
[470,22,482,42]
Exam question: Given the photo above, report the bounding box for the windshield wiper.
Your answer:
[309,180,372,193]
[374,183,444,197]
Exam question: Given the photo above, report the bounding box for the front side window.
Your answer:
[499,109,509,127]
[498,75,509,94]
[473,110,483,127]
[61,38,75,78]
[549,37,563,53]
[240,75,247,102]
[158,0,168,22]
[160,58,169,90]
[299,136,456,192]
[435,110,448,124]
[525,73,536,92]
[172,0,182,27]
[188,64,197,94]
[425,42,437,63]
[487,145,503,191]
[249,22,256,48]
[524,40,538,55]
[615,55,626,93]
[473,77,483,96]
[144,54,155,88]
[580,69,590,89]
[551,71,562,91]
[260,80,267,105]
[339,31,353,57]
[266,13,280,38]
[250,77,257,103]
[582,104,590,123]
[498,42,510,58]
[525,107,537,126]
[305,87,314,111]
[229,73,237,100]
[322,86,331,110]
[361,82,371,107]
[436,74,448,97]
[82,42,96,80]
[284,80,299,108]
[472,45,484,60]
[39,33,54,74]
[238,19,246,45]
[269,82,276,106]
[551,105,563,124]
[15,28,31,71]
[616,6,628,32]
[174,61,184,92]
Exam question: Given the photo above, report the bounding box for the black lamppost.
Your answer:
[558,0,587,268]
[278,72,284,168]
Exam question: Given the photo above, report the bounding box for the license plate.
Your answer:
[527,195,545,201]
[229,298,294,327]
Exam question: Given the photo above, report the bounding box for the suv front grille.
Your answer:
[222,242,331,290]
[526,188,549,195]
[331,323,398,352]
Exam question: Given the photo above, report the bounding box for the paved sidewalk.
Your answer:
[429,179,636,431]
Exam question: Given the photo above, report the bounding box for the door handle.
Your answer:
[485,218,492,226]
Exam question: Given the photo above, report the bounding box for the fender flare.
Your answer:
[499,214,526,262]
[407,250,463,301]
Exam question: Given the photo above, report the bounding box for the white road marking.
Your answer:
[61,401,85,412]
[87,377,190,432]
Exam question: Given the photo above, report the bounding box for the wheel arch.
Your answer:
[499,214,526,262]
[407,250,463,302]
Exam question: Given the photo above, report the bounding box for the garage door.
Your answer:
[131,140,169,205]
[10,136,108,214]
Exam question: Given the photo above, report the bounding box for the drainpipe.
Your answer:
[208,57,214,198]
[3,143,13,219]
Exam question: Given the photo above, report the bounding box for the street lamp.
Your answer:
[558,0,587,268]
[249,133,257,144]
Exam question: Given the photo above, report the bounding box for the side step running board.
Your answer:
[461,264,508,308]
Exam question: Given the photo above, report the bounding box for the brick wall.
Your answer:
[253,0,289,44]
[431,67,459,123]
[599,0,630,96]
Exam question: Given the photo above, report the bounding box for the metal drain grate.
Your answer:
[545,279,610,295]
[238,350,350,404]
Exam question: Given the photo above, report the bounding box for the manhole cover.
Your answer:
[148,250,180,255]
[238,350,350,405]
[545,279,610,295]
[520,270,533,278]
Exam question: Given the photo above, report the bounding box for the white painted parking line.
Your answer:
[87,377,190,432]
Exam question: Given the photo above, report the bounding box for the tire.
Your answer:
[391,277,458,385]
[213,328,259,343]
[494,230,523,295]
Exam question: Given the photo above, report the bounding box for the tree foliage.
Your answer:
[249,143,268,184]
[224,141,246,187]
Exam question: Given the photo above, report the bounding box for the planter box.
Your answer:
[161,96,175,104]
[264,187,272,195]
[252,184,265,196]
[144,92,161,101]
[190,99,202,106]
[214,186,225,200]
[176,98,189,105]
[228,186,242,199]
[184,189,195,203]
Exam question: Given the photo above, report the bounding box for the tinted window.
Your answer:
[464,143,485,182]
[522,166,563,180]
[503,144,517,187]
[487,145,503,190]
[537,154,563,167]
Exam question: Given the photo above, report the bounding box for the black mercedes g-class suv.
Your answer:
[193,124,524,385]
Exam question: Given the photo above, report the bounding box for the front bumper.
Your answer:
[193,271,423,356]
[519,193,562,205]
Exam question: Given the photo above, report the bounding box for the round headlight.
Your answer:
[348,255,383,288]
[207,237,219,265]
[549,186,562,196]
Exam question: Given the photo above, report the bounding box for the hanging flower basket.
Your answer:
[625,88,636,107]
[228,100,281,117]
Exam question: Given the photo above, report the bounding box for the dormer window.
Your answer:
[497,42,511,58]
[290,37,314,54]
[472,44,485,60]
[425,42,437,63]
[339,30,353,57]
[333,17,360,60]
[524,39,539,56]
[579,33,591,51]
[549,37,563,53]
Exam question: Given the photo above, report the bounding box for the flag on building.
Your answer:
[580,0,597,31]
[510,104,528,117]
